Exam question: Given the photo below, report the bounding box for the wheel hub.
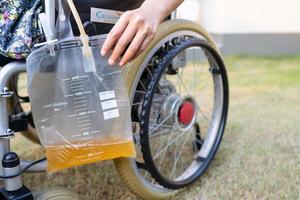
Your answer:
[160,94,197,131]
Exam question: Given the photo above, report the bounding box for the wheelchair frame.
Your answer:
[0,62,46,199]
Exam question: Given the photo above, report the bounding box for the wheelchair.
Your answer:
[0,1,229,199]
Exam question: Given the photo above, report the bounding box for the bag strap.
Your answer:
[66,0,91,57]
[65,0,88,38]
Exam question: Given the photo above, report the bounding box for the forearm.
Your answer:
[140,0,184,22]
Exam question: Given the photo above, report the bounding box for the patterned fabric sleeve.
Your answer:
[0,0,44,59]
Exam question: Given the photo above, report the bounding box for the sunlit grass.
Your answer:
[176,55,300,199]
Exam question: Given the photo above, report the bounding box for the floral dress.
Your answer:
[0,0,43,59]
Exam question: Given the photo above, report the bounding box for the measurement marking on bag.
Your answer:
[69,80,82,84]
[71,130,99,138]
[58,152,67,159]
[102,71,122,76]
[79,127,91,131]
[58,151,69,157]
[59,147,70,154]
[80,156,102,162]
[83,131,91,136]
[40,118,48,123]
[76,155,86,159]
[74,104,87,108]
[80,136,93,140]
[61,75,88,81]
[80,75,89,78]
[88,152,102,157]
[83,147,95,150]
[74,100,86,104]
[71,88,84,92]
[70,81,83,86]
[70,83,83,88]
[77,119,90,123]
[72,134,82,138]
[78,112,87,116]
[75,92,84,96]
[61,75,86,82]
[73,96,86,100]
[71,76,80,80]
[91,130,101,134]
[78,123,91,127]
[57,157,65,163]
[61,78,71,81]
[76,115,89,119]
[83,141,94,145]
[65,94,74,97]
[70,91,92,97]
[75,108,87,112]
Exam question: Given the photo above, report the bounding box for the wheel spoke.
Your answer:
[156,124,177,170]
[196,106,211,125]
[149,111,175,135]
[153,128,189,160]
[169,128,193,179]
[193,49,197,96]
[177,73,191,96]
[132,102,143,106]
[135,90,146,94]
[139,80,147,91]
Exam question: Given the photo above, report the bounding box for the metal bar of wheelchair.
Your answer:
[0,61,47,174]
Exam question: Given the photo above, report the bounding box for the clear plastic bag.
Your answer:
[26,0,135,172]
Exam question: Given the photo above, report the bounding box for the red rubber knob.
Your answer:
[178,102,195,125]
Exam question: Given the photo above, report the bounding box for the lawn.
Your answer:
[11,55,300,199]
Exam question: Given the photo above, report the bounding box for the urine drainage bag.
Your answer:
[26,35,136,172]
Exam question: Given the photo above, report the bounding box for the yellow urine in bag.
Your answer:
[45,137,136,172]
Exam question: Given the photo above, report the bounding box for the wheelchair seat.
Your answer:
[0,54,23,67]
[71,0,144,35]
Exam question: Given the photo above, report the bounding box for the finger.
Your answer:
[101,12,130,56]
[133,33,155,60]
[119,30,148,66]
[108,22,138,65]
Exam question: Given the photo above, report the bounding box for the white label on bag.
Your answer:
[90,7,123,24]
[101,99,118,111]
[99,90,115,101]
[103,109,120,120]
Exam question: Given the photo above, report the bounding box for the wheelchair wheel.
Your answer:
[114,19,228,199]
[33,188,79,199]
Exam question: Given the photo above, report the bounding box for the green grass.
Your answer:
[11,55,300,199]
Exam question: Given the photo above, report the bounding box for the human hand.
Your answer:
[101,7,163,67]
